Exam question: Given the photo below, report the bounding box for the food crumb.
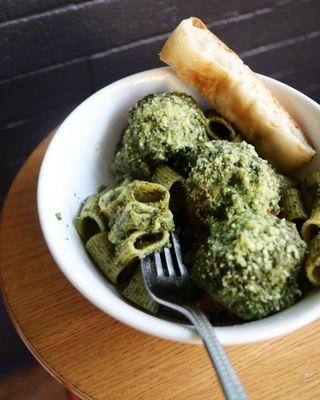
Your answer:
[55,212,62,221]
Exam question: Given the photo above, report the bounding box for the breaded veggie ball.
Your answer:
[186,141,281,220]
[191,214,306,320]
[114,92,208,178]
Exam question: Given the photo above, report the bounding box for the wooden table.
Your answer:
[1,135,320,400]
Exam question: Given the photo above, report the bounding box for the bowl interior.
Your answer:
[38,67,320,345]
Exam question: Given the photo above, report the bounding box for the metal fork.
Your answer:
[141,232,248,400]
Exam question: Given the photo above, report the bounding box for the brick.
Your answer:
[91,37,164,90]
[0,60,91,124]
[0,0,85,22]
[173,0,284,24]
[243,32,320,76]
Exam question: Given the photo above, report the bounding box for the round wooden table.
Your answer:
[1,135,320,400]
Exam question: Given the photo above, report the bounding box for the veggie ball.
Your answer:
[186,141,281,220]
[114,92,208,178]
[191,214,307,320]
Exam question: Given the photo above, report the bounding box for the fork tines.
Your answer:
[142,233,188,279]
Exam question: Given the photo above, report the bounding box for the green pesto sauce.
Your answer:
[111,202,174,246]
[55,212,62,221]
[114,92,208,179]
[101,180,174,251]
[186,141,281,220]
[192,214,307,320]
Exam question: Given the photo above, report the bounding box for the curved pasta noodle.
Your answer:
[302,171,320,212]
[117,230,170,266]
[300,172,320,242]
[108,201,173,245]
[281,188,307,224]
[205,110,241,142]
[122,267,159,313]
[75,194,106,242]
[152,165,186,211]
[304,233,320,286]
[75,177,174,294]
[303,171,320,194]
[301,200,320,242]
[99,180,170,226]
[152,165,184,190]
[96,180,174,267]
[85,232,128,284]
[98,186,128,225]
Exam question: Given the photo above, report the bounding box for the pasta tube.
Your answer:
[130,180,170,207]
[152,165,184,190]
[98,186,127,226]
[303,171,320,193]
[281,188,307,224]
[117,231,170,266]
[85,232,128,284]
[108,202,174,245]
[205,110,241,142]
[75,194,106,242]
[302,171,320,212]
[305,233,320,286]
[152,165,186,211]
[99,180,170,226]
[122,267,159,313]
[301,200,320,242]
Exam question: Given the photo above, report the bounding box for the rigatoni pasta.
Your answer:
[205,110,241,142]
[117,230,170,266]
[86,232,128,284]
[281,188,307,224]
[75,179,174,312]
[108,202,172,245]
[301,200,320,242]
[75,194,107,242]
[302,171,320,212]
[122,267,159,313]
[304,233,320,286]
[152,165,184,191]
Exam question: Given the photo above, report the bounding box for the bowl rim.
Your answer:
[37,66,320,345]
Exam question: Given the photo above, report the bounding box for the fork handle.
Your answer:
[185,306,248,400]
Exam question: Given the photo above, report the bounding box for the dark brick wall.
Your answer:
[1,0,320,377]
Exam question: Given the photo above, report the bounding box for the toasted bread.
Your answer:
[160,17,315,173]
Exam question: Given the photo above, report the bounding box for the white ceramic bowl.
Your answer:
[37,67,320,345]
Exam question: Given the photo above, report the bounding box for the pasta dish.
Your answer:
[74,18,320,324]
